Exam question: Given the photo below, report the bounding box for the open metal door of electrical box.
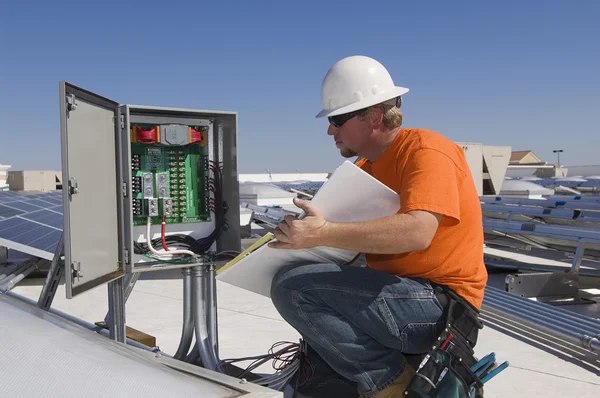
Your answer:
[59,82,125,298]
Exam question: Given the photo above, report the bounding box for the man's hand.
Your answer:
[268,197,328,249]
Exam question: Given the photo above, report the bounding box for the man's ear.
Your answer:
[370,106,384,128]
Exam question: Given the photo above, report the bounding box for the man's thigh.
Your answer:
[272,263,446,353]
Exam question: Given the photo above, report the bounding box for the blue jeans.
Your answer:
[271,263,447,397]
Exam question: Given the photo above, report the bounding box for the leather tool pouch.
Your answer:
[405,286,485,398]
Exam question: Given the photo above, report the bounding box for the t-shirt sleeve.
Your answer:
[399,148,463,224]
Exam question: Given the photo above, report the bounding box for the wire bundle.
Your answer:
[218,341,314,391]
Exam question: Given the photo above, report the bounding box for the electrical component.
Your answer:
[162,198,173,216]
[147,198,158,217]
[142,172,154,199]
[133,199,142,216]
[145,147,164,171]
[189,128,206,145]
[132,176,141,195]
[161,124,189,146]
[132,125,159,144]
[130,124,211,227]
[156,172,168,198]
[132,154,141,172]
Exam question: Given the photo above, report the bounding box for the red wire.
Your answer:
[161,216,169,251]
[138,128,157,143]
[190,128,203,143]
[301,357,314,386]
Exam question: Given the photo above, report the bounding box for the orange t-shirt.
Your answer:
[355,128,488,309]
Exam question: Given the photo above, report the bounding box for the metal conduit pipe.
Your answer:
[484,290,600,329]
[206,264,220,362]
[174,268,194,360]
[483,295,600,337]
[0,264,24,281]
[482,303,600,353]
[192,266,218,371]
[0,264,30,286]
[0,264,38,292]
[485,286,600,327]
[185,345,200,364]
[4,291,154,352]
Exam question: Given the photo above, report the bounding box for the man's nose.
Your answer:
[327,123,337,136]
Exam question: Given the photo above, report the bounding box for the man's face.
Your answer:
[327,111,371,158]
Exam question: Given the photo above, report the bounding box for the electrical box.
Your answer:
[60,82,241,298]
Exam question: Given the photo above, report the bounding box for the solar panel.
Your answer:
[0,192,19,200]
[0,190,64,260]
[20,209,63,229]
[0,190,61,203]
[0,205,25,218]
[1,201,44,212]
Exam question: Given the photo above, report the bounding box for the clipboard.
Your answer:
[216,160,400,297]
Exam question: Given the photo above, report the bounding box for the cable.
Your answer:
[143,254,193,264]
[220,341,300,383]
[161,216,169,251]
[146,216,196,258]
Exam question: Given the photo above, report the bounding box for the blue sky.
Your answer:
[1,0,598,173]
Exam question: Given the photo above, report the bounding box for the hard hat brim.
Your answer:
[315,86,409,119]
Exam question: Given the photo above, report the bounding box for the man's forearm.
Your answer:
[319,212,431,254]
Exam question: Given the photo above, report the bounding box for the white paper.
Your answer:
[217,160,400,297]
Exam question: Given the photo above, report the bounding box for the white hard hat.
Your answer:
[315,55,409,118]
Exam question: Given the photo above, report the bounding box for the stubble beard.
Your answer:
[340,147,357,158]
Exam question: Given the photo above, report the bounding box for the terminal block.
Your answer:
[142,172,154,199]
[132,176,141,195]
[147,198,158,217]
[162,198,174,216]
[132,154,141,173]
[133,199,142,216]
[156,172,168,198]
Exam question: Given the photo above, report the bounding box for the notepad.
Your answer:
[216,160,400,297]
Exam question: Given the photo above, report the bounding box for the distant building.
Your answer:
[0,164,10,190]
[509,150,543,165]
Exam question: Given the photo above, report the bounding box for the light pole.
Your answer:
[553,149,563,166]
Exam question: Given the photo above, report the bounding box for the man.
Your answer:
[269,55,488,397]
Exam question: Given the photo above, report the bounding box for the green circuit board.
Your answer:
[131,130,210,226]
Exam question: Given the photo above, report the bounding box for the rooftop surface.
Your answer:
[9,260,600,398]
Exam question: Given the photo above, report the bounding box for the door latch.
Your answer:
[68,178,79,195]
[66,94,78,112]
[71,261,82,281]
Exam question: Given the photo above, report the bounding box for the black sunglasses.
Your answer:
[328,109,365,128]
[328,97,402,128]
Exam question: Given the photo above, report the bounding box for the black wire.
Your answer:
[221,342,300,378]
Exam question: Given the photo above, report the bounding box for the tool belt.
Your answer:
[405,284,486,398]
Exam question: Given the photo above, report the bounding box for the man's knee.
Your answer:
[270,264,296,312]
